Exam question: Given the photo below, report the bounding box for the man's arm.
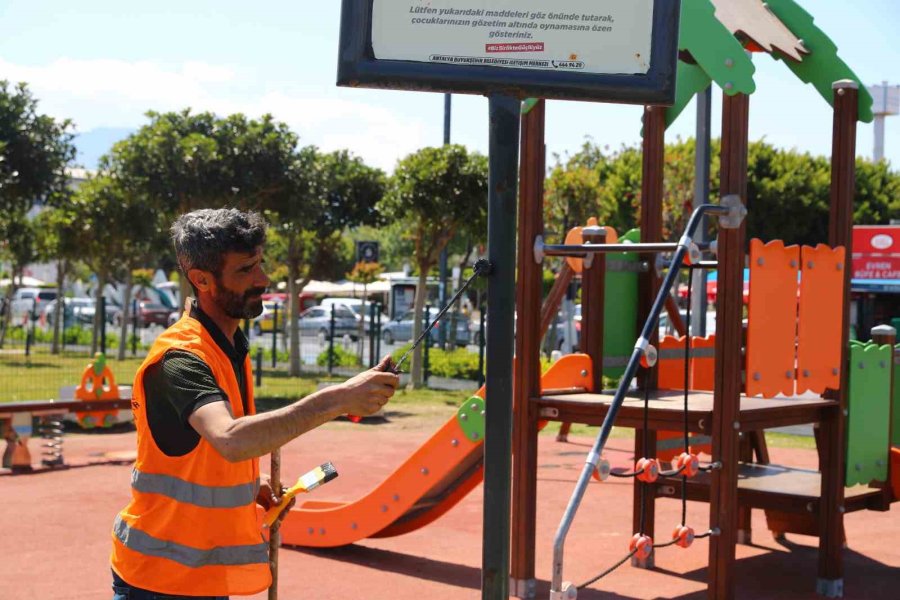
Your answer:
[189,358,398,462]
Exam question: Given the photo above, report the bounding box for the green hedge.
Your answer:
[316,345,360,367]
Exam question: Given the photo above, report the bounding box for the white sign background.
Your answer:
[372,0,655,76]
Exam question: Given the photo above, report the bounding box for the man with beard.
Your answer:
[110,208,398,599]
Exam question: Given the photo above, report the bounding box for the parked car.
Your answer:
[10,287,58,325]
[297,305,360,342]
[42,297,96,328]
[319,297,362,312]
[382,307,471,347]
[252,300,285,335]
[319,297,387,333]
[113,301,171,328]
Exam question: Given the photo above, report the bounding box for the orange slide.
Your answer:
[271,354,594,547]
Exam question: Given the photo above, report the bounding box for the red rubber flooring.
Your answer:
[2,423,898,599]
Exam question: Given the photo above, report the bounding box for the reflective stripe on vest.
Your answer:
[131,469,259,509]
[113,515,268,568]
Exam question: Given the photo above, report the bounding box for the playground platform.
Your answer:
[2,419,897,599]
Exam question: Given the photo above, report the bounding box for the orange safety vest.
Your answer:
[110,314,270,596]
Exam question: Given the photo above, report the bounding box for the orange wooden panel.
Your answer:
[657,335,688,390]
[797,244,846,395]
[745,239,800,398]
[689,335,716,391]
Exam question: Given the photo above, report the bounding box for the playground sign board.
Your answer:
[337,0,680,104]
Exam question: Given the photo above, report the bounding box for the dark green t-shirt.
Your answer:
[143,304,249,457]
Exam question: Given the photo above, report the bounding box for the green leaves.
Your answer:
[381,144,488,268]
[101,109,299,215]
[0,80,74,214]
[547,138,900,244]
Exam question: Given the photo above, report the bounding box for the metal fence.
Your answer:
[0,299,489,403]
[0,297,155,402]
[247,302,488,388]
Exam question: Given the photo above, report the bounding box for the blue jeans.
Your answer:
[112,570,229,599]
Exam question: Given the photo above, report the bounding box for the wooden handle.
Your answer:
[268,448,281,600]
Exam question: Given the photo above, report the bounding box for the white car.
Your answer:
[10,287,59,325]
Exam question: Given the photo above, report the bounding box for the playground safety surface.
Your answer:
[2,418,898,599]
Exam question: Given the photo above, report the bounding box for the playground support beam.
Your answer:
[511,98,545,600]
[580,227,607,399]
[633,104,665,567]
[482,94,520,600]
[709,91,750,600]
[817,80,859,598]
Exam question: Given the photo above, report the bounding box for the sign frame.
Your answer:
[337,0,681,105]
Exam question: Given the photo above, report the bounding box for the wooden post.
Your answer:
[632,104,665,568]
[872,325,897,510]
[709,91,749,600]
[580,227,606,394]
[510,99,545,600]
[817,80,859,598]
[268,448,281,600]
[638,105,665,387]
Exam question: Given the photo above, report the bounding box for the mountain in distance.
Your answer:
[73,127,135,170]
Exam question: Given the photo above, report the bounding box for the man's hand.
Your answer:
[338,355,399,417]
[257,474,296,527]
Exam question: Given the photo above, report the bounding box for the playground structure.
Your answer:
[269,1,898,598]
[512,1,895,597]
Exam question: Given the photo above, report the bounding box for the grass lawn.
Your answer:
[0,350,145,403]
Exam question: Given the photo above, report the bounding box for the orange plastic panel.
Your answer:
[797,244,846,395]
[745,239,800,398]
[539,353,595,392]
[658,335,689,390]
[656,334,714,460]
[564,219,618,274]
[689,335,716,391]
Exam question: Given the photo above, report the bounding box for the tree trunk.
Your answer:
[0,268,18,349]
[51,260,67,354]
[448,241,474,348]
[288,255,301,377]
[409,267,429,389]
[92,273,105,355]
[117,269,133,360]
[357,282,367,364]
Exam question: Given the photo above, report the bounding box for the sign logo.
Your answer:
[356,241,380,263]
[871,233,893,250]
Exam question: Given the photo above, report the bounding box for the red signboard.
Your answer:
[853,226,900,279]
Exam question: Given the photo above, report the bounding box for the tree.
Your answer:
[262,147,385,376]
[0,213,38,348]
[0,81,75,216]
[0,81,75,344]
[68,175,165,356]
[103,109,300,304]
[546,138,900,246]
[32,207,82,354]
[380,145,488,387]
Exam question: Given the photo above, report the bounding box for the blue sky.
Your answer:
[1,0,898,172]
